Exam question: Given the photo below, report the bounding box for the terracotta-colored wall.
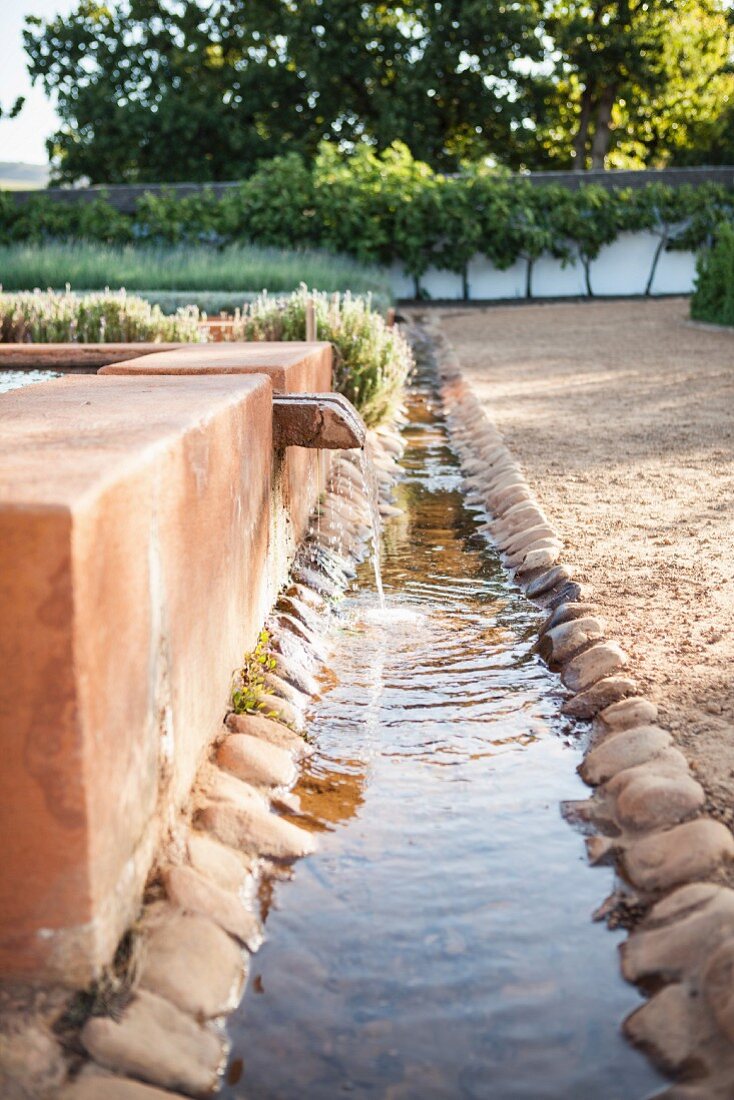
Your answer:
[0,343,186,372]
[0,374,282,983]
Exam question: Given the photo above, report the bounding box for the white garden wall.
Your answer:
[390,229,698,300]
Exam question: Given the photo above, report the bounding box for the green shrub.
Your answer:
[0,288,202,343]
[691,222,734,326]
[231,285,413,426]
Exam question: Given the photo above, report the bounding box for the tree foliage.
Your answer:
[24,0,543,183]
[531,0,734,171]
[23,0,734,179]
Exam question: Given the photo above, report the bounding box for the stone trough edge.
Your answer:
[424,316,734,1099]
[42,420,408,1100]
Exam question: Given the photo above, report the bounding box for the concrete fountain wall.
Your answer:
[0,342,332,985]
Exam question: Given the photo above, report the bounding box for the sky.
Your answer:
[0,0,76,164]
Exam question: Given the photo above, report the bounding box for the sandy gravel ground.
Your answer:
[431,298,734,825]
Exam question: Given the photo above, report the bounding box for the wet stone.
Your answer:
[539,601,599,636]
[291,565,341,600]
[622,818,734,893]
[703,939,734,1042]
[262,670,308,710]
[217,733,297,788]
[487,469,524,494]
[492,506,545,539]
[503,522,557,553]
[604,751,692,796]
[491,484,531,512]
[645,881,725,928]
[199,799,317,860]
[225,712,311,758]
[60,1070,187,1100]
[523,563,572,594]
[163,865,261,948]
[269,653,321,699]
[493,488,532,517]
[622,884,734,984]
[81,989,226,1098]
[199,765,269,812]
[535,617,605,667]
[580,725,673,785]
[137,903,246,1018]
[562,642,628,693]
[286,582,325,611]
[505,539,562,570]
[543,580,586,610]
[623,984,698,1076]
[613,771,705,832]
[271,613,328,665]
[599,696,659,731]
[562,675,636,719]
[277,595,322,635]
[660,1084,734,1100]
[186,831,253,894]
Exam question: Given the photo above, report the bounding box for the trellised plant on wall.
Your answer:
[2,143,734,300]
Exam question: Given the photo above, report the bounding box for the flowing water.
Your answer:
[0,370,59,394]
[358,449,386,610]
[221,356,666,1100]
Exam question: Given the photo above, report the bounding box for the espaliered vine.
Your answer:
[3,144,734,302]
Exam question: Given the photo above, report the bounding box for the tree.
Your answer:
[24,0,314,183]
[538,0,734,170]
[24,0,543,184]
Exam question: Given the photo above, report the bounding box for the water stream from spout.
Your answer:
[358,448,386,610]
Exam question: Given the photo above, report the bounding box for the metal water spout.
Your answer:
[273,393,366,450]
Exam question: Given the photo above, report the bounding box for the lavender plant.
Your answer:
[230,285,412,427]
[0,287,202,343]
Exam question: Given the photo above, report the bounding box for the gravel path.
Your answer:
[431,297,734,828]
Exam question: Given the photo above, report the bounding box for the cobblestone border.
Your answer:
[426,318,734,1099]
[7,426,406,1100]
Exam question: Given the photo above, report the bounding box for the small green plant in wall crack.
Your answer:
[232,629,279,719]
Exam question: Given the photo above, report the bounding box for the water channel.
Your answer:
[222,354,666,1099]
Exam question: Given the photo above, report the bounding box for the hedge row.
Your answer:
[3,144,733,297]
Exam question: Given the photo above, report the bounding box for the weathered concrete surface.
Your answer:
[0,374,277,983]
[100,341,333,545]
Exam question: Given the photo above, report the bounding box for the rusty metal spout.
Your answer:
[273,393,366,450]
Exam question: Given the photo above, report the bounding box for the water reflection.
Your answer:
[294,755,368,830]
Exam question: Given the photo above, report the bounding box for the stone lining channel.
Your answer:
[214,334,664,1098]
